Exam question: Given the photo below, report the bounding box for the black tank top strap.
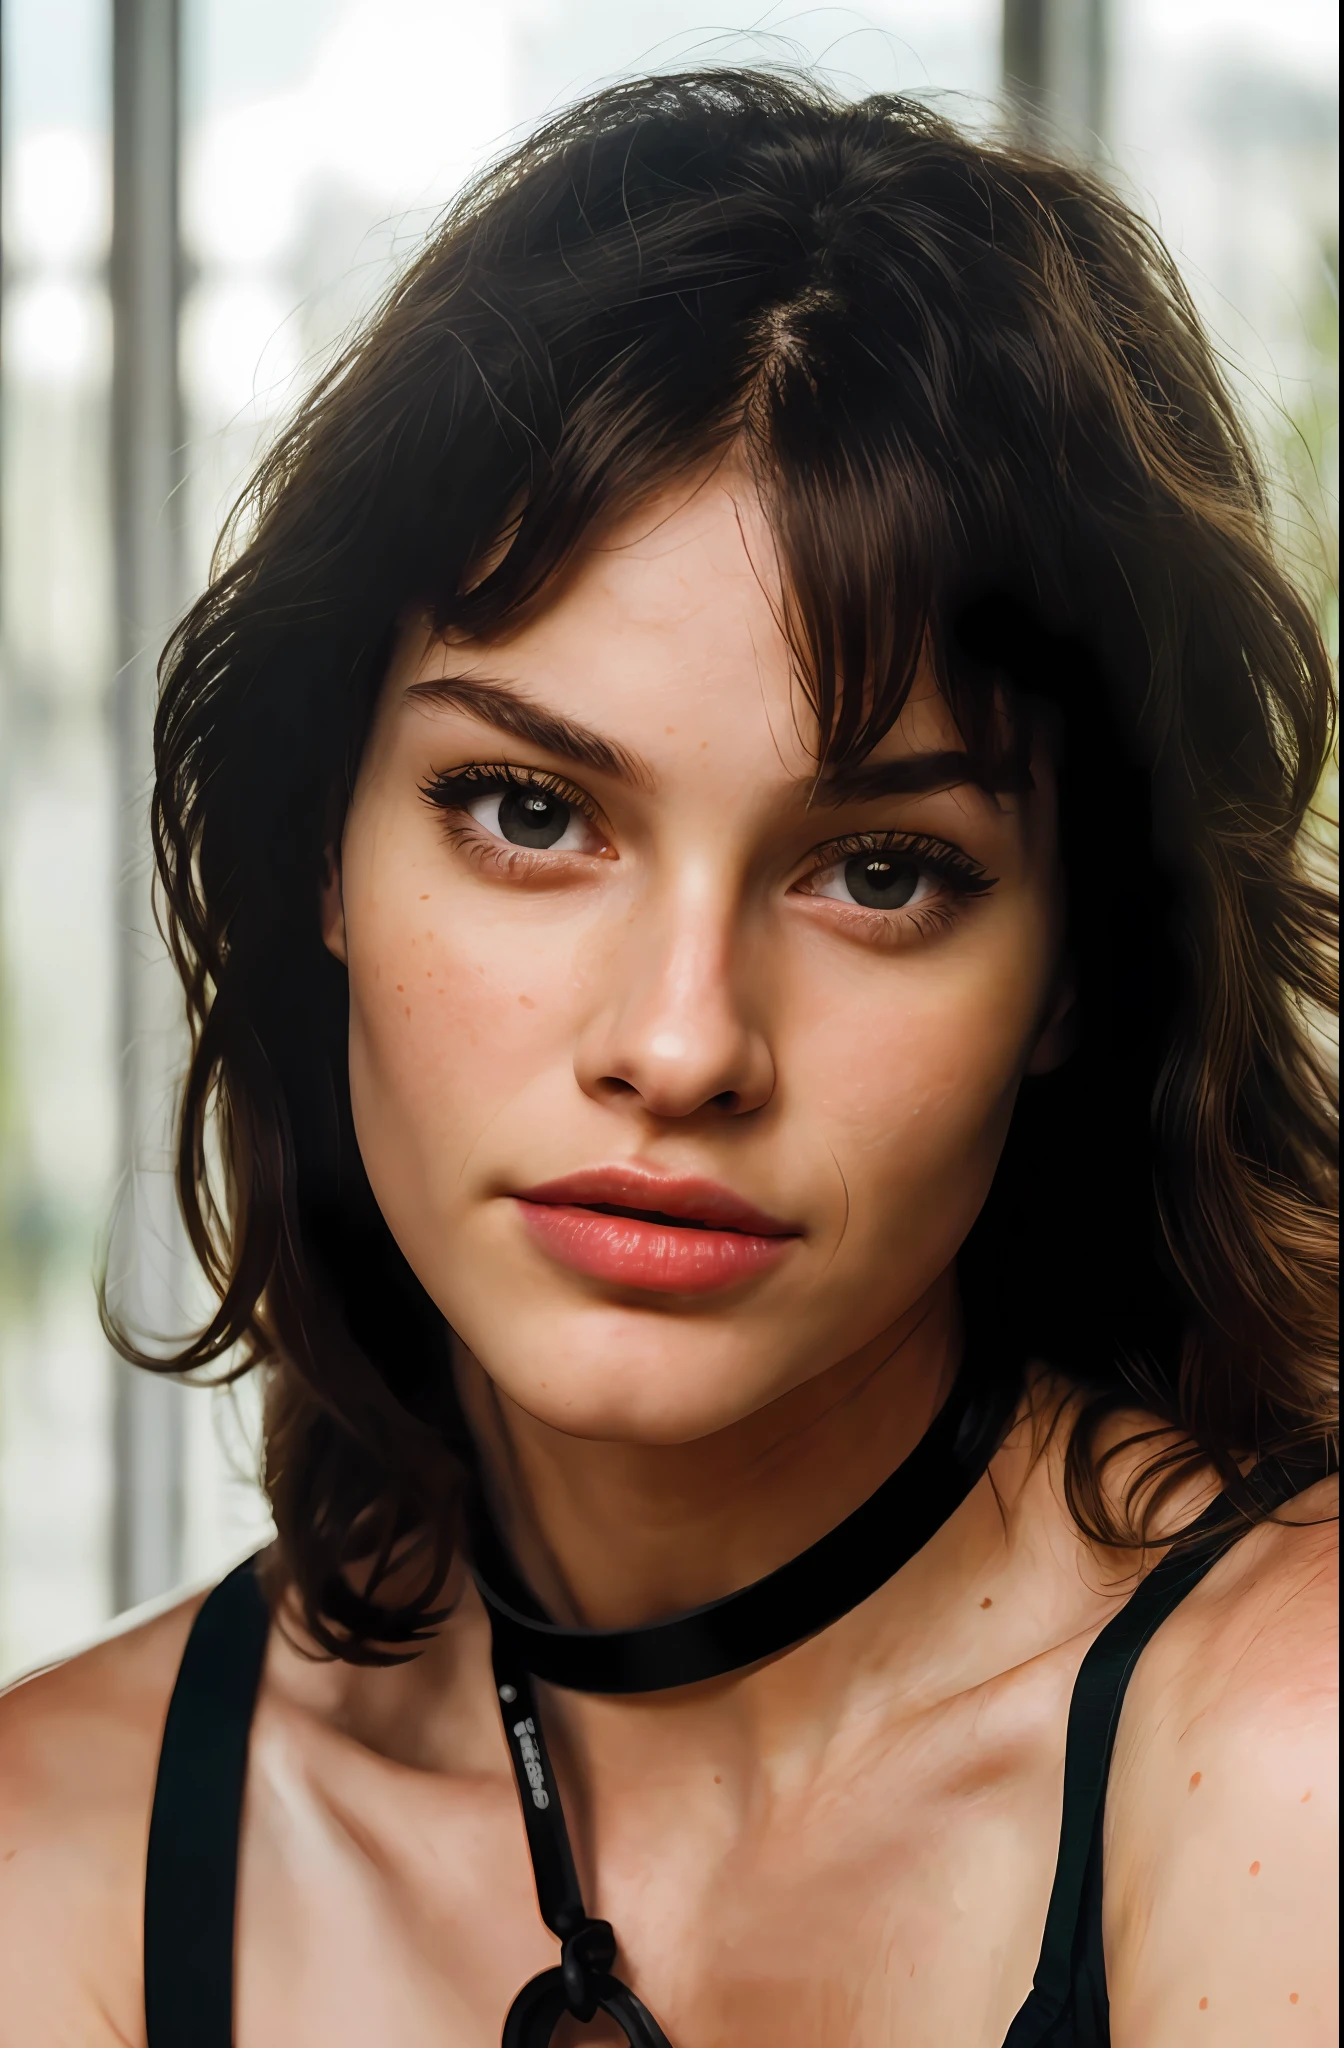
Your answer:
[1002,1453,1332,2048]
[144,1553,271,2048]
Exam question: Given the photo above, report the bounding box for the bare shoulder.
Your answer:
[0,1590,206,2048]
[1105,1477,1339,2048]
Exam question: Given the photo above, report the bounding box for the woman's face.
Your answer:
[325,472,1069,1444]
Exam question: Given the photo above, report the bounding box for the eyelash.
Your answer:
[804,829,994,896]
[797,830,996,943]
[420,765,996,935]
[420,762,606,873]
[421,762,600,821]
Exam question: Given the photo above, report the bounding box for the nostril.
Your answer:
[597,1075,639,1099]
[711,1090,740,1112]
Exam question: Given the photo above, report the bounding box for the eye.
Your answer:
[795,831,996,930]
[809,850,931,911]
[422,765,611,858]
[469,784,592,851]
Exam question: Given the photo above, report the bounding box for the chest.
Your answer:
[234,1665,1076,2048]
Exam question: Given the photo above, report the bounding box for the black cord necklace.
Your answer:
[474,1369,1004,2047]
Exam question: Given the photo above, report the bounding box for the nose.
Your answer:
[573,888,776,1121]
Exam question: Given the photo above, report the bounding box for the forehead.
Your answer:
[397,470,965,771]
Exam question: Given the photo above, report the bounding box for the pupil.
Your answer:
[844,854,918,910]
[499,788,570,848]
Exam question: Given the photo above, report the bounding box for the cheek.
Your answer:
[342,883,569,1214]
[833,1004,1019,1148]
[801,929,1049,1252]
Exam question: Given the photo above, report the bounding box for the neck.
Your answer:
[454,1271,961,1634]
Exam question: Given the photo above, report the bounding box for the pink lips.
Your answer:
[512,1166,800,1295]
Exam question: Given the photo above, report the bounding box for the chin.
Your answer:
[468,1299,796,1446]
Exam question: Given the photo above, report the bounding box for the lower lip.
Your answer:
[514,1201,797,1294]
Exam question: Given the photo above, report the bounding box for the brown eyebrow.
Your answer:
[405,676,653,788]
[809,751,988,805]
[408,680,1002,808]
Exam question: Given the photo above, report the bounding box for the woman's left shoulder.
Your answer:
[1152,1470,1339,1701]
[1103,1475,1338,2047]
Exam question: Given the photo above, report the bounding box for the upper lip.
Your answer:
[512,1165,799,1237]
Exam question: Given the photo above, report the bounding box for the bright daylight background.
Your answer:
[0,0,1337,1679]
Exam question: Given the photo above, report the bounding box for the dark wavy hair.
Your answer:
[109,72,1338,1659]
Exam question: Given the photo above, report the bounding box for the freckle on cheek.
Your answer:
[1188,1772,1202,1792]
[979,1597,992,1609]
[519,994,535,1009]
[1249,1861,1260,1876]
[1199,1998,1208,2011]
[1290,1992,1300,2004]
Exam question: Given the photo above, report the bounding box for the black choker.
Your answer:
[474,1373,1000,2048]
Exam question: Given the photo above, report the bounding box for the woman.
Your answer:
[0,72,1336,2048]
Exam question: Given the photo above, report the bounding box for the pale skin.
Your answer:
[0,470,1335,2047]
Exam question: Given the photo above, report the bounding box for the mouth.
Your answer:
[510,1166,801,1295]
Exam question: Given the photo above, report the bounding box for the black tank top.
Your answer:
[142,1461,1317,2048]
